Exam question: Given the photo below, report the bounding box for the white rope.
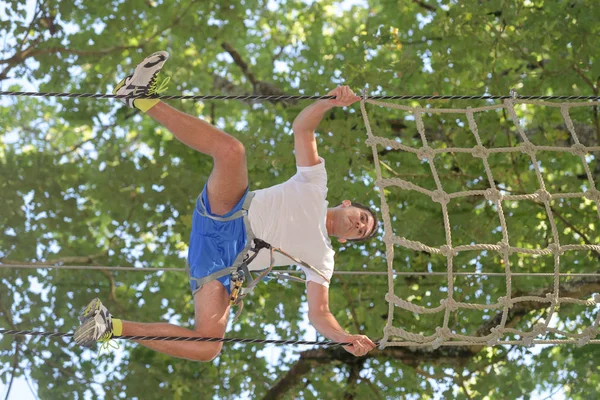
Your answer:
[2,263,600,277]
[361,96,600,349]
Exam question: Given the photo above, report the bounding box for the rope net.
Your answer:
[360,97,600,348]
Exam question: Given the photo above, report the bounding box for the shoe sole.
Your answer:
[73,317,98,348]
[128,51,169,88]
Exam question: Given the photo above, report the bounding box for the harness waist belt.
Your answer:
[189,191,258,295]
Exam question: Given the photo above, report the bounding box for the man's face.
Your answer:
[334,202,376,242]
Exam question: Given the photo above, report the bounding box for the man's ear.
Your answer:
[341,199,351,207]
[338,238,347,243]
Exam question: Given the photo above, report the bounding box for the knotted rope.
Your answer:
[361,96,600,349]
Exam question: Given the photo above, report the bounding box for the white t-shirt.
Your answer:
[247,158,335,288]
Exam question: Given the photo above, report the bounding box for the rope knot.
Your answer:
[416,146,435,161]
[522,335,535,347]
[584,189,600,203]
[518,142,537,157]
[432,327,450,349]
[496,241,512,256]
[383,232,394,243]
[487,327,502,345]
[439,245,457,257]
[435,327,451,339]
[431,189,450,205]
[533,321,547,335]
[522,323,545,347]
[431,337,444,349]
[441,298,459,311]
[497,296,511,309]
[578,327,597,346]
[547,243,563,256]
[534,189,552,203]
[471,145,489,159]
[577,335,591,347]
[484,188,503,203]
[544,292,554,302]
[570,143,588,157]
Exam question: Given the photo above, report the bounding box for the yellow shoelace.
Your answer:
[148,75,171,96]
[97,330,120,356]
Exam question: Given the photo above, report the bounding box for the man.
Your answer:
[74,51,378,360]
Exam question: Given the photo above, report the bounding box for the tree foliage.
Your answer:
[1,0,599,398]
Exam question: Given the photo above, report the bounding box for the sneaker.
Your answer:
[113,50,170,113]
[73,298,114,348]
[78,297,107,323]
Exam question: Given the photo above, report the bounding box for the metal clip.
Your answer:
[229,271,245,305]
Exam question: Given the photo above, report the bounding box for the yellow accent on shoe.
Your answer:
[132,98,159,113]
[112,318,123,337]
[80,298,100,320]
[83,302,94,317]
[113,78,126,94]
[113,76,164,113]
[133,75,170,113]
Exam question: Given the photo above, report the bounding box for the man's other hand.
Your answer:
[324,86,361,107]
[342,334,377,357]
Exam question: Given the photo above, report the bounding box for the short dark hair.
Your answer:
[345,202,379,243]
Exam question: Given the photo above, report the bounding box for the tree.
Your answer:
[1,0,599,398]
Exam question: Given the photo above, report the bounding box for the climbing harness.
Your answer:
[189,191,331,316]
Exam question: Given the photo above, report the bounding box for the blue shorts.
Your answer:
[188,185,249,296]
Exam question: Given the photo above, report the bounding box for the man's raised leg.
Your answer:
[146,102,248,215]
[112,50,248,214]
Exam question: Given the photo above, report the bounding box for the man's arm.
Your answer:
[307,281,376,357]
[291,86,360,167]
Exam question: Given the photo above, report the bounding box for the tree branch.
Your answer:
[23,372,39,400]
[413,366,448,380]
[364,378,385,400]
[99,269,125,315]
[411,0,437,12]
[300,345,475,367]
[571,64,598,94]
[0,2,197,81]
[457,374,474,400]
[212,74,255,105]
[3,343,20,400]
[0,42,139,81]
[343,360,365,400]
[219,42,296,106]
[547,204,599,256]
[261,358,319,400]
[221,42,258,87]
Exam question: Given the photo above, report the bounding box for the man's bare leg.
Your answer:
[118,102,249,360]
[120,281,230,361]
[75,56,244,356]
[146,101,248,215]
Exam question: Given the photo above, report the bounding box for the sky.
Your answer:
[0,0,573,399]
